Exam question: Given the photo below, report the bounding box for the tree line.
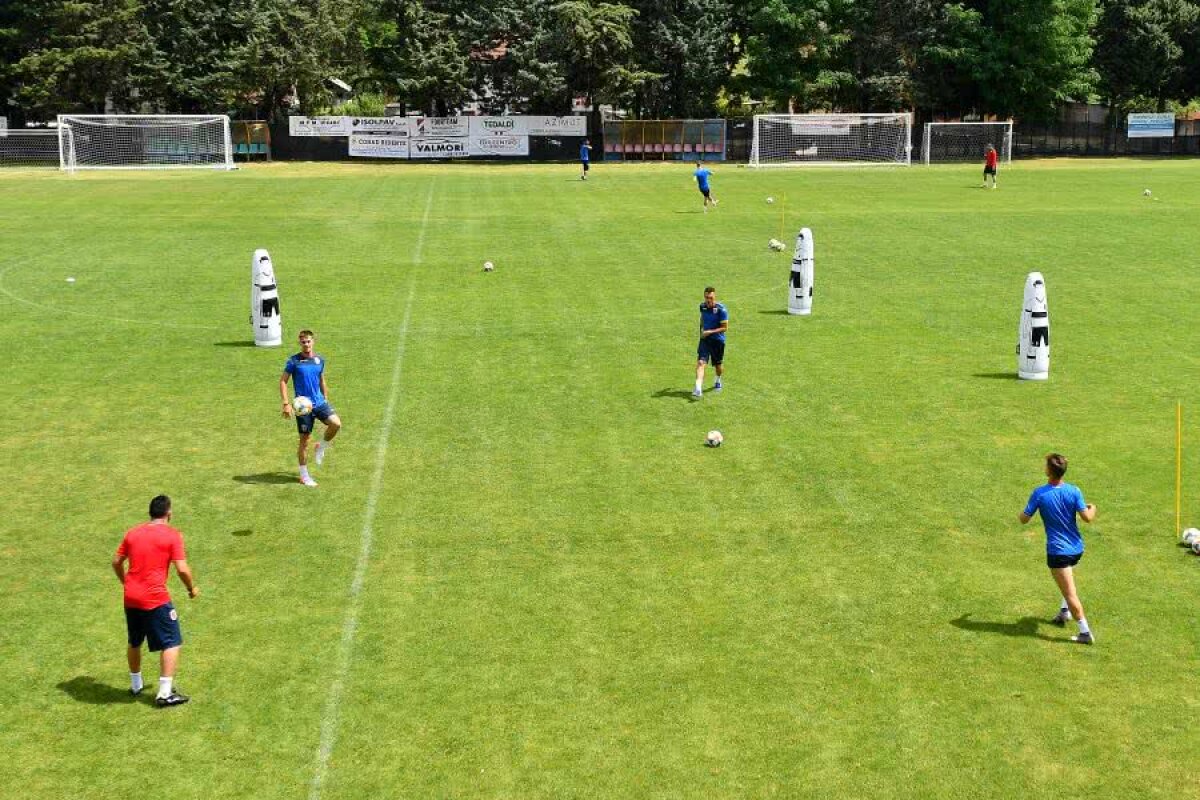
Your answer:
[1,0,1198,126]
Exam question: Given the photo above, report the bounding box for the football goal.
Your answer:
[922,121,1013,165]
[749,113,913,167]
[57,114,235,172]
[0,129,63,168]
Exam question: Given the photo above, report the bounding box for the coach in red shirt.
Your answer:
[112,495,199,707]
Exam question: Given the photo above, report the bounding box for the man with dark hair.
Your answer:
[281,329,342,487]
[693,287,728,398]
[1019,453,1098,644]
[580,139,591,180]
[983,144,999,189]
[694,162,717,210]
[113,495,199,706]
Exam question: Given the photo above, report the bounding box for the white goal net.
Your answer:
[57,114,235,172]
[922,122,1013,165]
[0,130,63,168]
[749,113,913,167]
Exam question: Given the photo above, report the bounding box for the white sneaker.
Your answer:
[300,474,318,487]
[315,442,327,466]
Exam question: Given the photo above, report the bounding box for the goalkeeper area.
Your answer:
[1,161,1199,799]
[57,114,235,172]
[749,113,913,166]
[923,121,1014,164]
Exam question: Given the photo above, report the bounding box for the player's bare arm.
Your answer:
[112,553,127,583]
[174,559,199,598]
[1018,511,1033,524]
[1079,504,1097,523]
[280,372,293,417]
[319,373,330,402]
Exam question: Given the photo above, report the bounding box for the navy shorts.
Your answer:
[581,161,589,172]
[1047,552,1083,569]
[697,337,725,366]
[699,187,711,198]
[296,401,336,435]
[125,602,183,651]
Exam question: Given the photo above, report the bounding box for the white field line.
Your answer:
[308,180,434,800]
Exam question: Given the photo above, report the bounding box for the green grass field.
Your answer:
[2,158,1199,799]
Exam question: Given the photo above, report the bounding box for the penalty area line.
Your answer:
[308,180,434,800]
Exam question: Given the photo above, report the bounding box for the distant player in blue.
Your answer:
[1019,453,1098,644]
[694,162,717,211]
[580,139,591,180]
[279,329,342,487]
[693,287,728,398]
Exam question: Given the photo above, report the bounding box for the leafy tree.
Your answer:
[630,0,734,117]
[548,1,658,109]
[1094,0,1200,109]
[360,0,470,115]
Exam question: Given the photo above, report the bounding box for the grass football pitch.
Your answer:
[1,159,1199,799]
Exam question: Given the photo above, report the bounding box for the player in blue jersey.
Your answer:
[580,139,591,180]
[694,162,717,211]
[693,287,728,398]
[1019,453,1098,644]
[279,329,342,487]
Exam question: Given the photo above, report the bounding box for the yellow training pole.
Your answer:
[1176,401,1182,536]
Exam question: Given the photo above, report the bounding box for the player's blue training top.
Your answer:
[285,353,326,407]
[700,302,728,343]
[694,167,712,190]
[1023,482,1087,556]
[580,143,590,162]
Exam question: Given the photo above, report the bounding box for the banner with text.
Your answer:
[470,116,529,136]
[525,115,587,137]
[349,117,410,135]
[468,134,529,157]
[1127,113,1175,138]
[410,138,470,159]
[411,116,469,138]
[348,132,410,159]
[289,116,350,137]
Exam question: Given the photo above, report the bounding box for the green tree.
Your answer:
[1094,0,1200,109]
[630,0,734,117]
[360,0,470,115]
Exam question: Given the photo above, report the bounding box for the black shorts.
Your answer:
[1047,552,1082,569]
[984,165,997,176]
[581,161,589,172]
[699,187,711,198]
[697,337,725,366]
[125,602,183,651]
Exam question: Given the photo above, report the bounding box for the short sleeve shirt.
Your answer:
[695,167,712,190]
[700,302,728,343]
[116,523,186,610]
[1023,482,1087,556]
[284,353,326,406]
[580,143,590,162]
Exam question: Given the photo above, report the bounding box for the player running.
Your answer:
[693,287,728,398]
[580,139,591,180]
[1018,453,1098,644]
[280,329,342,487]
[694,162,717,210]
[983,144,999,189]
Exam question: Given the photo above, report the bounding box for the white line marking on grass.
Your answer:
[308,180,435,800]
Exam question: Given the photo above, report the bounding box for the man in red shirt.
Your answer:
[112,495,199,707]
[983,144,999,189]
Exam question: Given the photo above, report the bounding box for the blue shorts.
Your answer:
[1047,552,1083,569]
[699,187,711,198]
[125,602,183,651]
[296,401,336,435]
[697,337,725,365]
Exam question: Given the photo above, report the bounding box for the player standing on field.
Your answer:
[280,329,342,487]
[693,287,728,398]
[983,144,999,189]
[1018,453,1098,644]
[112,495,198,706]
[580,138,591,180]
[694,162,717,210]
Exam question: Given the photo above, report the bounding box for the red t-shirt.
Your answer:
[985,150,999,168]
[116,522,186,610]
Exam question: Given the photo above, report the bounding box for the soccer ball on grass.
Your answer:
[705,430,723,447]
[766,196,775,204]
[768,238,786,252]
[483,261,495,272]
[292,395,314,416]
[1182,528,1200,547]
[1143,189,1152,197]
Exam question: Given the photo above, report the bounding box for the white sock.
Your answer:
[157,676,173,699]
[317,441,328,453]
[1077,618,1091,635]
[130,672,143,693]
[694,379,702,392]
[300,465,311,479]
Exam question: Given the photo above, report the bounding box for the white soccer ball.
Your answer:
[766,196,775,204]
[705,430,723,447]
[65,277,76,283]
[292,395,314,416]
[483,261,495,272]
[1143,189,1152,196]
[1182,528,1200,546]
[768,238,785,252]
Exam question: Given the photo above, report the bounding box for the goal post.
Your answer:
[0,129,64,168]
[56,114,235,172]
[922,121,1013,165]
[748,113,913,167]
